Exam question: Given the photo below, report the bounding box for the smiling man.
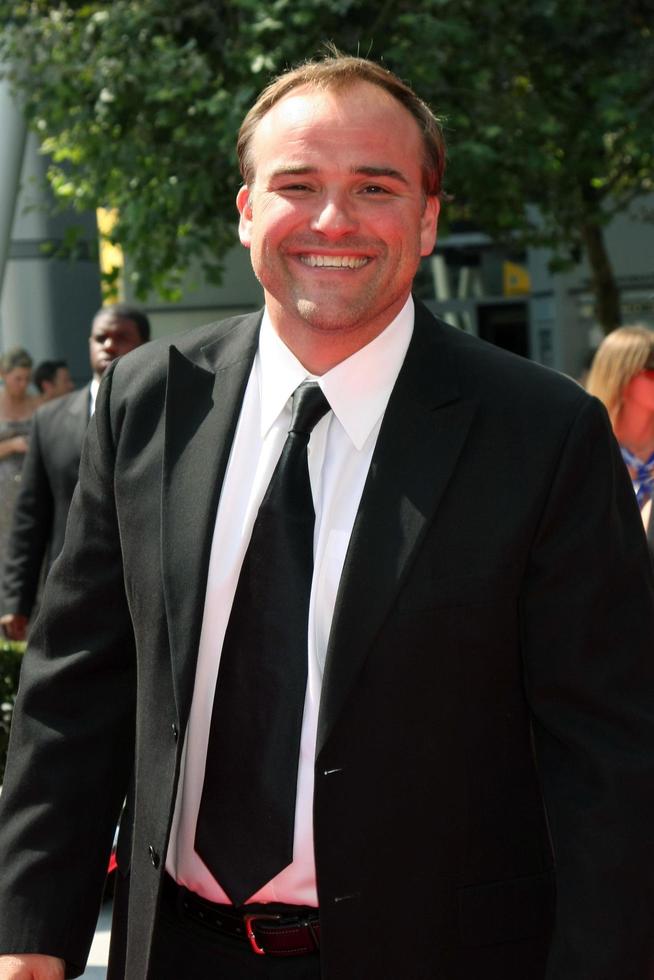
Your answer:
[235,79,438,371]
[1,52,654,980]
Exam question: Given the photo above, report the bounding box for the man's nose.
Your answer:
[103,337,119,355]
[310,194,358,237]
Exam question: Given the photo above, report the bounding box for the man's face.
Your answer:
[43,366,74,400]
[237,81,439,356]
[89,313,144,379]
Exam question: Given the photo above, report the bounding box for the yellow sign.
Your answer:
[96,207,124,302]
[503,261,531,296]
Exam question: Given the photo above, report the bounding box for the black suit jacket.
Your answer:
[1,303,654,979]
[1,384,90,617]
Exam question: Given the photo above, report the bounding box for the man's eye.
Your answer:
[361,184,390,195]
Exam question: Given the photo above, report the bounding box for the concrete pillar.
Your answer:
[0,70,27,298]
[1,131,102,384]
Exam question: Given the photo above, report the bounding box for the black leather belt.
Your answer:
[162,874,320,956]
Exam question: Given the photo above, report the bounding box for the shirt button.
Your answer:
[149,845,160,869]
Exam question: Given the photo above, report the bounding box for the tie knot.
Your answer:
[289,382,330,436]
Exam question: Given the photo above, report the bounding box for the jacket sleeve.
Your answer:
[521,395,654,979]
[0,366,135,978]
[1,410,54,617]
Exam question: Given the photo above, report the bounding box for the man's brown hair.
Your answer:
[237,50,446,199]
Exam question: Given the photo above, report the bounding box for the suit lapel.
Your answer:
[161,314,261,723]
[317,306,477,755]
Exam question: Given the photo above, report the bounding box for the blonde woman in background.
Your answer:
[0,347,39,591]
[586,324,654,536]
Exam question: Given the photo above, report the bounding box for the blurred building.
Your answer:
[412,198,654,379]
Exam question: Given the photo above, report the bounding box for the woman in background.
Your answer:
[586,324,654,539]
[0,347,39,583]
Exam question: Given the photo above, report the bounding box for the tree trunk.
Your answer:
[580,220,622,334]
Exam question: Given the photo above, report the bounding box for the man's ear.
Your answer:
[236,185,253,248]
[419,195,440,257]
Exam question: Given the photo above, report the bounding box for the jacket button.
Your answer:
[171,723,179,741]
[149,845,160,869]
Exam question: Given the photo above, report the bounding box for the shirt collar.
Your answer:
[257,296,414,450]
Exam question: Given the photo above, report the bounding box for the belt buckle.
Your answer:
[243,912,281,955]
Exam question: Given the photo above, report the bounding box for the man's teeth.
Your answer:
[300,255,369,268]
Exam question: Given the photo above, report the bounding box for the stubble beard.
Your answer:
[293,280,405,339]
[256,241,414,340]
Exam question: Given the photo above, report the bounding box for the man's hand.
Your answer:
[0,614,28,642]
[0,955,65,979]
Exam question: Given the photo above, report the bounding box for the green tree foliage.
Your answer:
[0,640,24,784]
[1,0,652,326]
[393,0,654,330]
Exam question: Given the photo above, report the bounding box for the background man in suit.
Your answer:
[32,361,74,403]
[0,304,150,640]
[1,52,654,980]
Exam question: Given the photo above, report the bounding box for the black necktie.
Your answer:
[195,381,330,906]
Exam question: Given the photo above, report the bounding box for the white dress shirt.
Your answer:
[166,296,415,905]
[89,378,100,417]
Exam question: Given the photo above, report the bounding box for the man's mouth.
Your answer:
[298,255,370,269]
